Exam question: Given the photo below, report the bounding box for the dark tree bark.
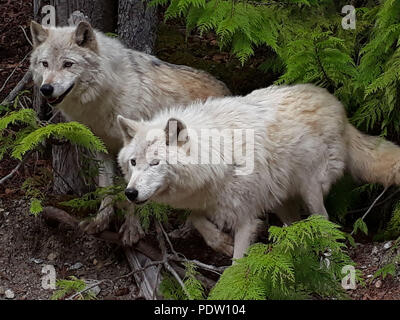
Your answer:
[50,0,117,32]
[118,0,158,54]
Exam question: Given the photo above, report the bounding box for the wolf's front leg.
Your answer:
[119,201,145,246]
[80,153,116,234]
[189,214,234,257]
[233,219,263,260]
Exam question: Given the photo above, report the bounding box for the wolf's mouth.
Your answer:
[135,199,149,205]
[47,84,74,105]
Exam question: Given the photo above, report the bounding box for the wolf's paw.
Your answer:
[119,215,145,246]
[169,223,193,239]
[206,232,234,257]
[79,206,113,234]
[216,233,234,257]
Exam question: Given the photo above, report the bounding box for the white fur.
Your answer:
[118,84,400,259]
[29,22,230,242]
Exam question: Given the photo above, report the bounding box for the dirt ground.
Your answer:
[1,0,400,301]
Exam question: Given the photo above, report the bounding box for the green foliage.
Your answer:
[182,262,205,300]
[21,170,52,216]
[209,216,355,300]
[325,175,358,223]
[12,122,107,160]
[51,276,96,300]
[373,262,397,281]
[136,202,171,231]
[0,95,106,161]
[153,0,400,135]
[159,274,187,300]
[60,184,126,211]
[60,185,171,229]
[352,218,368,236]
[159,262,205,300]
[383,201,400,239]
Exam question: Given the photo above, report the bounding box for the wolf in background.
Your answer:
[29,20,230,245]
[117,84,400,260]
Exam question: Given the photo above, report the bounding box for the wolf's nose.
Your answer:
[40,84,54,97]
[125,188,139,202]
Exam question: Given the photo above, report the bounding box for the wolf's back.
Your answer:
[345,123,400,186]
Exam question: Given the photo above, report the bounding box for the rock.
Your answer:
[371,246,379,255]
[89,285,101,297]
[47,253,57,261]
[375,280,382,288]
[384,241,393,250]
[5,289,15,299]
[69,262,83,270]
[30,258,43,264]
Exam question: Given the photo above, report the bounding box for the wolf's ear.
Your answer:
[165,118,189,147]
[117,115,139,145]
[30,21,49,48]
[74,21,98,52]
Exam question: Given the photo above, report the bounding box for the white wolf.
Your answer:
[29,21,230,244]
[117,84,400,260]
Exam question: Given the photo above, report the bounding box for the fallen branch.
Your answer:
[1,70,33,106]
[42,206,160,258]
[0,151,32,186]
[41,206,217,295]
[0,52,31,96]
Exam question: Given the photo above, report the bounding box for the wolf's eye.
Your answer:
[130,159,136,166]
[42,61,48,68]
[150,159,160,166]
[63,61,73,68]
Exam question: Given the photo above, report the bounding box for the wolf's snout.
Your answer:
[125,188,139,202]
[40,84,54,97]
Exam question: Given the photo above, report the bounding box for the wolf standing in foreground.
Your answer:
[117,84,400,260]
[29,21,230,245]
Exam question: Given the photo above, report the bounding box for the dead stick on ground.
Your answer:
[0,151,32,186]
[1,71,32,106]
[41,207,217,291]
[0,52,31,95]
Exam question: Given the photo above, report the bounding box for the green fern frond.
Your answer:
[12,122,107,160]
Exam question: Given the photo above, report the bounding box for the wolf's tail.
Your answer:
[345,123,400,186]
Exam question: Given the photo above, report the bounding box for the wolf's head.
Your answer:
[117,114,192,205]
[29,21,100,106]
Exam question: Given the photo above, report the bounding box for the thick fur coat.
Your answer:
[118,84,400,259]
[29,21,230,243]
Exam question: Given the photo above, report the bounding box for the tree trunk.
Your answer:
[118,0,158,54]
[49,0,117,32]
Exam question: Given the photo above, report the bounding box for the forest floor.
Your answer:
[1,0,400,300]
